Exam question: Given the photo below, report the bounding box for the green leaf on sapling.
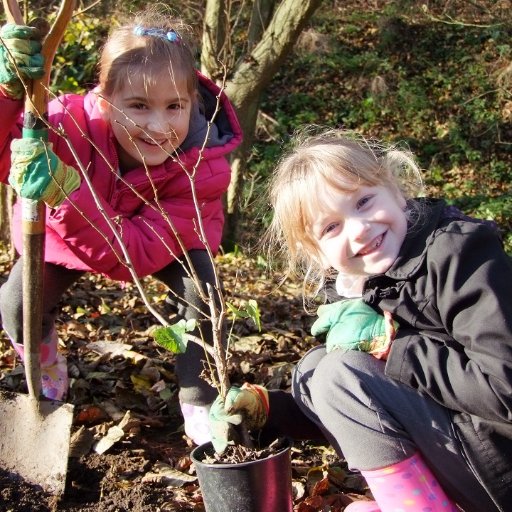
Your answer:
[226,300,262,332]
[153,319,196,354]
[227,302,249,319]
[246,299,261,332]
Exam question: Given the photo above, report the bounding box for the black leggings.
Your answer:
[0,249,220,405]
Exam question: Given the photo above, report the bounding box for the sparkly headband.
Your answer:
[133,26,181,43]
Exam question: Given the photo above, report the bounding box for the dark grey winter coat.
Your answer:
[366,198,512,511]
[264,198,512,511]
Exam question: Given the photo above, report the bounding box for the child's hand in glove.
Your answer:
[311,298,398,360]
[9,138,80,208]
[209,383,269,453]
[0,24,44,99]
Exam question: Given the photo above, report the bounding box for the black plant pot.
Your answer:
[191,439,293,512]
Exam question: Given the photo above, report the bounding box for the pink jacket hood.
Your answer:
[1,72,242,281]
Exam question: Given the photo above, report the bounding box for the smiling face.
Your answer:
[101,70,193,172]
[310,183,408,277]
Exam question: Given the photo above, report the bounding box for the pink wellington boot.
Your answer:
[345,501,380,511]
[180,401,212,445]
[11,328,68,401]
[345,453,459,512]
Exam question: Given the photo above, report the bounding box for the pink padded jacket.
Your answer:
[0,72,242,281]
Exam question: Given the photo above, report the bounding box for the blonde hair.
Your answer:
[97,7,198,98]
[265,127,425,297]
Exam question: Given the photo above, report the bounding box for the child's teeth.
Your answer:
[360,235,383,255]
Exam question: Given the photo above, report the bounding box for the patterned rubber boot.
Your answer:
[345,453,459,512]
[344,501,380,511]
[11,329,68,401]
[180,402,212,445]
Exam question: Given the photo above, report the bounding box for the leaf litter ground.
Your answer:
[0,249,371,511]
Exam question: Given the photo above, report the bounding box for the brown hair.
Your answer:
[97,7,198,99]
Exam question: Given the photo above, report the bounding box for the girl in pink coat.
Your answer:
[0,8,242,444]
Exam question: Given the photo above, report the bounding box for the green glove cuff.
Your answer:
[42,159,81,207]
[9,138,81,207]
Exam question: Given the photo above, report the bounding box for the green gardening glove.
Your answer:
[209,383,269,453]
[9,138,81,208]
[311,298,399,359]
[0,24,44,99]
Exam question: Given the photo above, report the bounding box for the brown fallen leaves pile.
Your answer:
[0,248,372,511]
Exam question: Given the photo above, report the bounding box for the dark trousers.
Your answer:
[0,249,220,405]
[289,346,498,512]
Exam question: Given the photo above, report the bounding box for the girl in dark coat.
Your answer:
[210,128,512,512]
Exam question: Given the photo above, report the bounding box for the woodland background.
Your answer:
[0,0,511,254]
[0,1,511,511]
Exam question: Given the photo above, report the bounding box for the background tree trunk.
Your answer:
[0,184,14,260]
[248,0,276,49]
[201,0,323,248]
[200,0,227,79]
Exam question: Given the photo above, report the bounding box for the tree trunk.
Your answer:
[0,183,14,259]
[201,0,227,79]
[222,98,260,249]
[221,0,278,245]
[222,0,323,246]
[247,0,276,49]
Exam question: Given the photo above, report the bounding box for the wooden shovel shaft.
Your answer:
[2,1,22,23]
[2,0,75,399]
